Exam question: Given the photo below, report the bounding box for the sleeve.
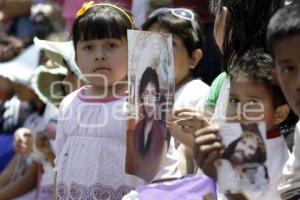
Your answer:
[278,121,300,200]
[206,72,228,108]
[153,137,182,180]
[53,101,68,172]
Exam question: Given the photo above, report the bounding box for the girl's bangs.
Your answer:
[78,8,130,41]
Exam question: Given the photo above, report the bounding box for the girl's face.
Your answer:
[141,82,157,120]
[75,38,128,88]
[147,23,193,86]
[13,83,37,101]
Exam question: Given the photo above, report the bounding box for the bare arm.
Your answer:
[0,161,38,200]
[0,154,18,188]
[0,0,31,19]
[176,144,196,175]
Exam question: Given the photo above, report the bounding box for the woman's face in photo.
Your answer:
[235,135,258,160]
[141,82,157,120]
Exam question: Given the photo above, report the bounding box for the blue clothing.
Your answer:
[0,134,14,173]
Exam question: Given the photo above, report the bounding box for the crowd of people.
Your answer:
[0,0,300,199]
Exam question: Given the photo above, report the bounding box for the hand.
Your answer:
[174,108,210,135]
[193,125,223,180]
[35,132,52,157]
[14,127,33,155]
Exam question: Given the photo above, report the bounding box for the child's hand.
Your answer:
[35,133,52,155]
[14,128,33,155]
[174,108,210,135]
[193,125,223,181]
[35,132,55,166]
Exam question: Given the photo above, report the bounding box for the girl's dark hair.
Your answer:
[210,0,284,72]
[72,4,134,49]
[139,67,160,103]
[142,8,204,77]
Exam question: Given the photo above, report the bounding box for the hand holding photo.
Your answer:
[216,122,269,193]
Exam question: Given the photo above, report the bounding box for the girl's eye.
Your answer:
[249,99,259,104]
[229,97,239,104]
[106,42,118,49]
[172,41,177,47]
[281,65,295,73]
[83,45,92,50]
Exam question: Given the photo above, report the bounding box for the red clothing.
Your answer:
[132,118,165,182]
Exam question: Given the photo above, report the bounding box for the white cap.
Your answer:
[33,37,86,81]
[0,44,41,88]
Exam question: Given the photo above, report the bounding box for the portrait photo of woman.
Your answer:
[134,67,164,157]
[125,30,174,182]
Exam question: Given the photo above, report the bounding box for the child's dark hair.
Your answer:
[72,3,135,49]
[142,8,204,56]
[210,0,284,72]
[142,8,204,77]
[229,49,285,108]
[266,2,300,58]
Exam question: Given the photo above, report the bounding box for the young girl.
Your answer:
[54,2,180,199]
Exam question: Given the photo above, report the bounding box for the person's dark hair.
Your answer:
[139,67,160,103]
[266,2,300,58]
[223,123,267,164]
[210,0,284,72]
[229,49,286,108]
[229,49,298,132]
[72,3,135,49]
[142,8,204,76]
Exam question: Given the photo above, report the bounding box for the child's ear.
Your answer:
[190,49,203,70]
[274,104,290,125]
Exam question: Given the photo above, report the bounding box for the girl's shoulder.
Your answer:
[59,88,82,108]
[175,79,210,107]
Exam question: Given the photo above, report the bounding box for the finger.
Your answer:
[194,126,219,138]
[193,141,222,162]
[176,111,198,119]
[204,151,221,166]
[165,120,173,126]
[180,126,197,134]
[174,108,195,115]
[19,132,31,142]
[197,142,223,155]
[194,133,221,146]
[176,118,198,127]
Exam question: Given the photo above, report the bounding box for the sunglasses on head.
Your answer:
[149,8,195,21]
[148,8,199,42]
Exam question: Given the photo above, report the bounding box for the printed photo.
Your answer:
[216,122,269,193]
[125,30,175,182]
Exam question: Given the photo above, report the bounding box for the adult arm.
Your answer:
[0,161,38,200]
